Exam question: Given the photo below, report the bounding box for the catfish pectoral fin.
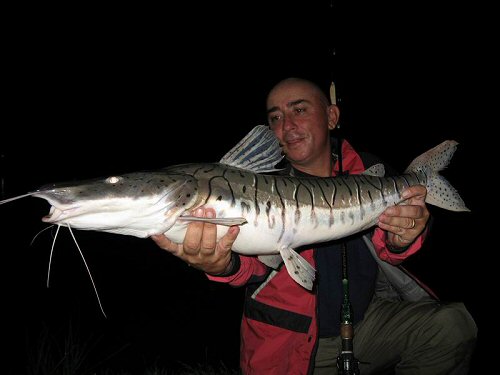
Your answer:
[178,216,247,226]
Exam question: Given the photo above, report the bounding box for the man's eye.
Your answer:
[295,107,305,114]
[269,115,281,123]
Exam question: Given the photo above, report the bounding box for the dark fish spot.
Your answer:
[243,186,246,193]
[186,194,191,197]
[217,195,223,201]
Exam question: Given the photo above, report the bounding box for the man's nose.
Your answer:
[283,114,296,130]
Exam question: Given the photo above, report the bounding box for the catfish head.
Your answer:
[31,171,199,237]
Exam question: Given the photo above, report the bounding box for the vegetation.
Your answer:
[18,321,239,375]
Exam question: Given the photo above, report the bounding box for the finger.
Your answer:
[216,225,240,255]
[402,185,427,204]
[150,234,182,256]
[199,208,217,255]
[382,224,417,247]
[382,205,423,220]
[393,233,414,245]
[183,207,205,255]
[379,208,421,232]
[378,215,421,233]
[377,220,407,236]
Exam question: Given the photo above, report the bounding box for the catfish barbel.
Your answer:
[0,126,468,290]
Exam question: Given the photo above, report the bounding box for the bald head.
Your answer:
[267,78,330,109]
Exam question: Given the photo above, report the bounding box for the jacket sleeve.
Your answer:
[206,254,269,287]
[371,227,429,265]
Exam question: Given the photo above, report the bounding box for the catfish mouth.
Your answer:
[42,206,63,223]
[41,205,80,223]
[32,190,81,223]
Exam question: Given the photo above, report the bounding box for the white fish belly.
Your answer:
[164,194,399,256]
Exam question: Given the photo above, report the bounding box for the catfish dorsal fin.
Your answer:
[219,125,284,173]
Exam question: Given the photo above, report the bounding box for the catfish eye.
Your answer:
[106,176,122,184]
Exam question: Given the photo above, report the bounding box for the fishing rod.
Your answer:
[336,243,360,374]
[334,131,360,374]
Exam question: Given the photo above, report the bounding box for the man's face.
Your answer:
[266,81,332,167]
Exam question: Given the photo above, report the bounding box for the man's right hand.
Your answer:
[150,207,240,275]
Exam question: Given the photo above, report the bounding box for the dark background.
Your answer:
[1,1,490,373]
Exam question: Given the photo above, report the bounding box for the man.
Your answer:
[152,78,477,374]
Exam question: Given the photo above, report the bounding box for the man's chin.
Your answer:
[284,150,308,164]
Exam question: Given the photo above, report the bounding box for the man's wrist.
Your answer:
[208,252,240,277]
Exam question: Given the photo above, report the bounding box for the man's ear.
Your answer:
[327,104,340,130]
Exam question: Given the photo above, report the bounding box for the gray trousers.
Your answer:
[314,297,477,375]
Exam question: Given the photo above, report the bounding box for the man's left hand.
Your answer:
[378,185,430,248]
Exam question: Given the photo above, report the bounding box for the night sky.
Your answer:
[1,2,489,374]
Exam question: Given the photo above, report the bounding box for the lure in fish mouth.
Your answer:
[0,125,469,291]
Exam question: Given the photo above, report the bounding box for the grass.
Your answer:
[19,320,239,375]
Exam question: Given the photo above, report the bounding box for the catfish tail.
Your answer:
[405,140,469,212]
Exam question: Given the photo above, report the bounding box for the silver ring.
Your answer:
[409,218,416,229]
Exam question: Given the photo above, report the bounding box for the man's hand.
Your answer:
[151,207,240,275]
[378,185,430,248]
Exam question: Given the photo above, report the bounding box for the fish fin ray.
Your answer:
[362,163,385,177]
[405,140,458,173]
[258,254,284,269]
[279,246,316,290]
[178,216,247,226]
[426,174,469,212]
[219,125,284,173]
